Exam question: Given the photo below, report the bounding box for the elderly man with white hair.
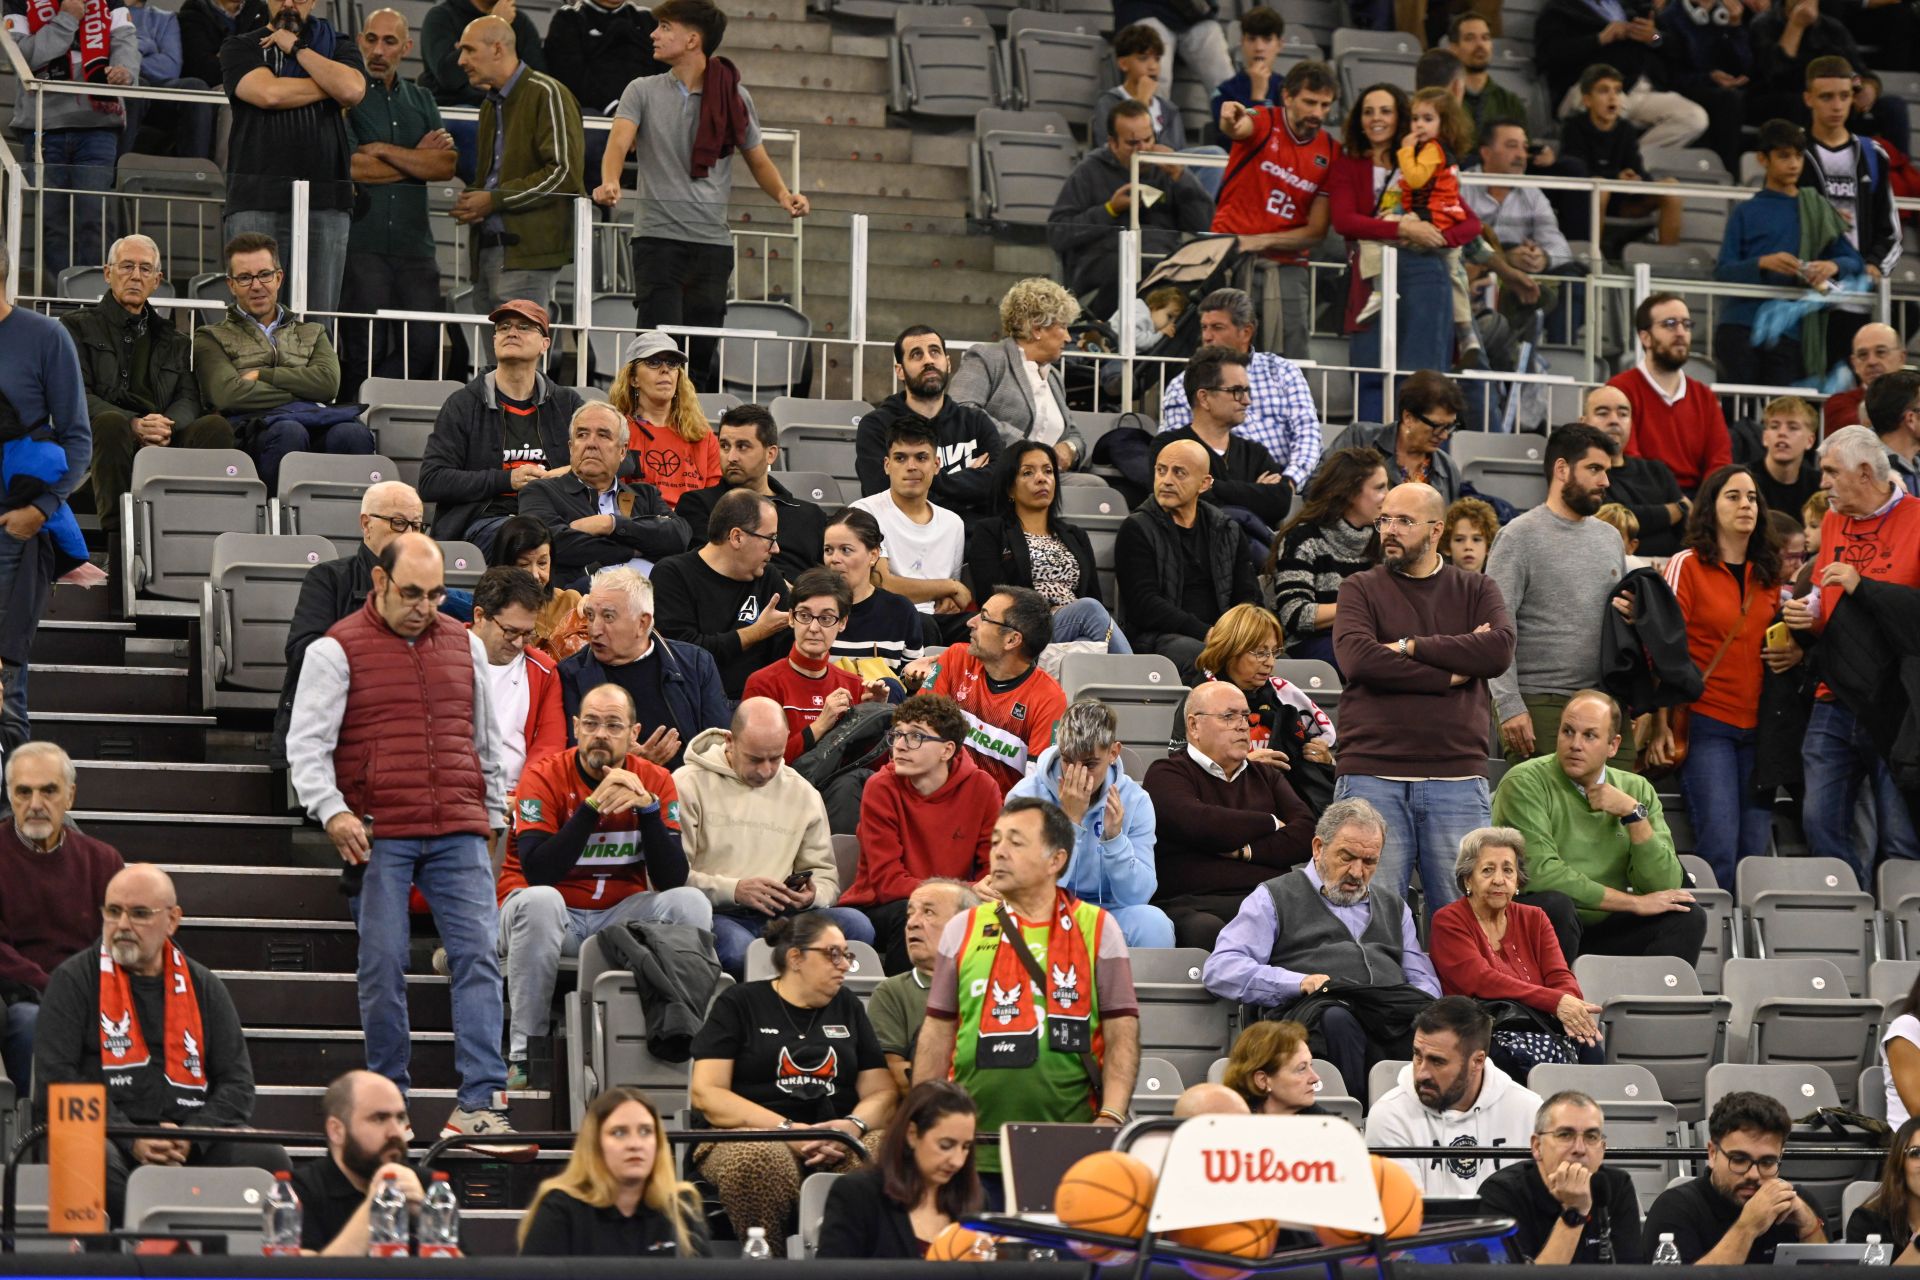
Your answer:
[556,565,726,770]
[60,234,235,533]
[1780,424,1920,880]
[518,401,688,585]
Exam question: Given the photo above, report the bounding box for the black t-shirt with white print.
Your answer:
[689,980,885,1125]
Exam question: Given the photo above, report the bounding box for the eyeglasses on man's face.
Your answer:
[1191,709,1252,725]
[884,730,939,751]
[1410,409,1457,438]
[1652,316,1694,332]
[228,269,282,287]
[102,903,171,924]
[577,717,632,737]
[1718,1149,1781,1175]
[1541,1127,1607,1145]
[1205,383,1253,402]
[1375,515,1438,532]
[369,512,427,534]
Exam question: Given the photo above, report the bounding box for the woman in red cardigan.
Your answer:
[1328,82,1484,422]
[1429,827,1606,1071]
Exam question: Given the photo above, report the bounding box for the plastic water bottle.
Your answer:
[1652,1233,1681,1265]
[742,1227,773,1260]
[1864,1235,1893,1266]
[418,1174,461,1258]
[367,1172,410,1258]
[261,1171,302,1256]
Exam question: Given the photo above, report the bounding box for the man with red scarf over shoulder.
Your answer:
[32,864,286,1224]
[914,797,1140,1200]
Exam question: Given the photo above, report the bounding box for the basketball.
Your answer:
[1314,1155,1424,1245]
[1169,1217,1280,1280]
[1055,1150,1155,1262]
[926,1222,994,1261]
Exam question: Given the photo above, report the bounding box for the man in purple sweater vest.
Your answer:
[1332,482,1515,912]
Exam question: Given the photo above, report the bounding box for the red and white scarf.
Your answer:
[19,0,124,119]
[98,940,207,1094]
[976,889,1094,1048]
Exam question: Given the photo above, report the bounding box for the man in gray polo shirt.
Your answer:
[592,0,808,388]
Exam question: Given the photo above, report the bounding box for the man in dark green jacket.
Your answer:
[61,234,235,532]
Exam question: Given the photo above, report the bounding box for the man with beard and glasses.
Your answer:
[1480,1090,1646,1264]
[854,327,1002,522]
[1605,294,1731,494]
[218,0,365,315]
[495,682,709,1087]
[1203,797,1441,1096]
[1488,424,1629,767]
[295,1070,436,1254]
[1366,996,1541,1196]
[679,404,827,580]
[1642,1090,1824,1263]
[1330,482,1515,906]
[33,864,285,1223]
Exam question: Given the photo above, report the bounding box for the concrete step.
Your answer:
[731,187,968,223]
[728,47,888,95]
[45,581,114,621]
[221,970,452,1030]
[75,759,278,815]
[733,0,807,18]
[755,156,969,202]
[170,866,350,921]
[73,810,302,862]
[747,84,889,129]
[251,1086,557,1135]
[178,917,360,973]
[35,711,215,763]
[737,254,1028,308]
[246,1026,456,1089]
[796,122,918,164]
[723,17,834,52]
[33,664,192,714]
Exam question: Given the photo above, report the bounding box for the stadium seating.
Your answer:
[1329,28,1420,106]
[1737,856,1882,996]
[1679,854,1738,995]
[362,378,465,489]
[1526,1062,1683,1206]
[1058,653,1185,758]
[973,109,1081,226]
[124,1165,277,1252]
[893,7,1004,120]
[1128,948,1234,1088]
[744,937,887,998]
[273,453,403,557]
[770,469,847,507]
[1722,958,1880,1106]
[1451,432,1549,511]
[566,934,733,1126]
[790,1171,842,1259]
[1132,1056,1185,1116]
[1006,10,1110,120]
[1573,952,1729,1122]
[200,532,333,710]
[122,448,270,618]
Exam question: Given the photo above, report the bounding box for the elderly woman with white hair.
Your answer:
[1428,827,1605,1074]
[948,278,1089,475]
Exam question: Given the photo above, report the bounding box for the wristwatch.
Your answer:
[1619,802,1650,826]
[1560,1207,1589,1228]
[1395,638,1413,657]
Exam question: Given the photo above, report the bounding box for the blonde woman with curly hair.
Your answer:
[949,277,1088,473]
[518,1086,709,1257]
[1169,603,1336,769]
[610,331,719,509]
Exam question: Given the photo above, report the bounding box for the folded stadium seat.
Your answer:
[117,154,226,283]
[1269,658,1340,721]
[973,108,1080,226]
[1869,958,1920,1006]
[1058,653,1187,759]
[438,540,486,592]
[1132,1056,1185,1116]
[1877,862,1920,958]
[586,293,638,387]
[1642,147,1732,185]
[1450,430,1549,510]
[1307,337,1356,422]
[361,377,465,490]
[1736,856,1882,997]
[55,265,107,302]
[830,833,860,894]
[566,933,731,1124]
[719,301,813,401]
[790,1172,843,1259]
[1369,1057,1409,1110]
[1272,33,1326,81]
[123,447,269,619]
[1527,1062,1684,1208]
[893,6,1005,120]
[776,427,861,500]
[743,938,887,998]
[1860,1065,1888,1122]
[1572,953,1729,1124]
[273,452,404,558]
[770,469,847,507]
[1621,244,1716,324]
[1330,28,1422,109]
[1058,484,1129,530]
[771,396,872,432]
[698,392,742,421]
[1499,0,1544,45]
[201,532,335,711]
[124,1166,279,1253]
[1722,958,1880,1107]
[1678,853,1739,995]
[1128,948,1237,1088]
[1843,1179,1881,1229]
[1040,0,1113,35]
[831,0,920,21]
[1274,0,1339,52]
[1008,9,1110,119]
[426,178,466,291]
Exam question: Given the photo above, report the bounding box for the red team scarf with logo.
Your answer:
[98,940,207,1094]
[19,0,124,119]
[976,889,1093,1061]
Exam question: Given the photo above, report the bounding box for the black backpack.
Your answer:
[792,702,895,836]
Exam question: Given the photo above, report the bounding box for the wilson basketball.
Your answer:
[1169,1217,1280,1280]
[1055,1150,1155,1262]
[926,1222,993,1261]
[1314,1155,1424,1245]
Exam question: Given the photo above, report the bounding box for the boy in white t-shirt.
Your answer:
[850,419,968,616]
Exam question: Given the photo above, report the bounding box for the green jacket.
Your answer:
[60,295,206,425]
[473,64,586,272]
[1490,753,1681,925]
[191,304,342,416]
[1466,75,1531,137]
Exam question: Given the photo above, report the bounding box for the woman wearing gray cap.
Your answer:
[611,331,720,509]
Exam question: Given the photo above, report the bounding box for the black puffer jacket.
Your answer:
[965,514,1104,608]
[1113,498,1259,641]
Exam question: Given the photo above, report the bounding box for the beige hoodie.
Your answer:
[671,727,840,908]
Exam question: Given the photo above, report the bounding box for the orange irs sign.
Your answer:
[48,1083,107,1234]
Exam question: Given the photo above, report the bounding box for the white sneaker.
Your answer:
[1356,290,1383,324]
[441,1092,537,1161]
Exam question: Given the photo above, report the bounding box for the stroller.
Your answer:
[1062,235,1246,411]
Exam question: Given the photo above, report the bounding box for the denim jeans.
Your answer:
[1103,902,1175,948]
[0,526,34,750]
[249,418,377,493]
[350,832,506,1109]
[1051,597,1132,653]
[1677,710,1772,890]
[710,906,875,980]
[498,884,711,1057]
[1350,251,1453,422]
[34,128,119,278]
[1802,700,1920,884]
[222,208,351,316]
[1333,774,1490,910]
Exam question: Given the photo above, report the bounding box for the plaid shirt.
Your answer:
[1158,351,1323,486]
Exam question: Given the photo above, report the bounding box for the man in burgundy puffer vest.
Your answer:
[286,532,528,1152]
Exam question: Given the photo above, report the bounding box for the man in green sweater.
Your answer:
[1492,690,1706,967]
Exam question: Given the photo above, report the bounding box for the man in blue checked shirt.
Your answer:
[1157,286,1324,489]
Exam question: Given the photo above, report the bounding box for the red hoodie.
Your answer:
[842,750,1000,906]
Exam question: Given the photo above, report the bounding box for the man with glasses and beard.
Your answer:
[1330,482,1515,906]
[1605,294,1732,493]
[1488,424,1629,766]
[295,1070,433,1254]
[1481,1090,1645,1264]
[677,404,827,581]
[855,327,1002,522]
[1643,1090,1824,1263]
[1151,347,1293,550]
[494,682,709,1088]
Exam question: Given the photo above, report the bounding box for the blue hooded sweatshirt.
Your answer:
[1007,745,1159,910]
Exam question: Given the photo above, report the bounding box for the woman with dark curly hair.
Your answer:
[1645,465,1782,887]
[1269,446,1388,668]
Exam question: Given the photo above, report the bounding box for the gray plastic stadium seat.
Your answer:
[1132,1056,1184,1116]
[1722,958,1880,1106]
[1007,10,1109,119]
[1860,1065,1887,1122]
[202,533,334,707]
[1642,147,1730,184]
[771,397,872,431]
[1058,653,1185,758]
[894,7,1004,119]
[975,109,1079,225]
[1704,1060,1840,1114]
[719,301,813,401]
[1312,1057,1347,1097]
[56,265,107,301]
[567,934,730,1124]
[1270,659,1341,718]
[1369,1057,1409,1108]
[587,293,637,385]
[1330,29,1422,106]
[1737,857,1881,996]
[1451,431,1549,511]
[1527,1063,1682,1206]
[1678,853,1737,994]
[125,1165,278,1253]
[1129,948,1235,1087]
[778,426,860,498]
[1878,862,1920,958]
[1040,0,1113,33]
[439,541,487,591]
[771,470,845,507]
[831,833,860,892]
[1208,1055,1228,1084]
[124,448,268,616]
[1843,1179,1879,1229]
[791,1172,843,1259]
[1870,959,1920,1006]
[362,377,464,489]
[744,938,887,998]
[697,392,742,421]
[117,154,226,280]
[1573,953,1729,1123]
[275,453,403,558]
[1057,485,1128,529]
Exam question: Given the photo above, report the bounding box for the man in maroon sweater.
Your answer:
[1143,680,1314,948]
[1332,483,1515,914]
[1,741,125,1089]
